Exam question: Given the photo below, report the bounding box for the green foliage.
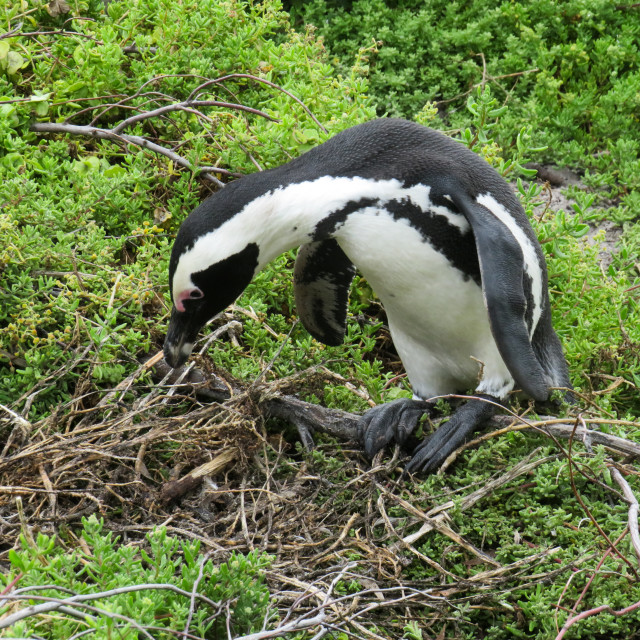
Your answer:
[405,434,640,639]
[0,0,374,417]
[437,83,640,417]
[2,2,639,640]
[1,515,272,638]
[403,620,423,639]
[287,0,640,212]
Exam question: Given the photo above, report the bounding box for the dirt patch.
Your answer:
[529,163,623,269]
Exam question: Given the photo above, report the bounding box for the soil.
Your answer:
[530,163,622,269]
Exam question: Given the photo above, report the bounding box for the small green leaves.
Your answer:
[0,0,374,415]
[403,620,423,639]
[0,41,28,79]
[72,155,101,174]
[0,516,273,638]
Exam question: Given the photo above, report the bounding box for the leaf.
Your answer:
[6,51,24,76]
[29,93,51,102]
[73,156,102,174]
[47,0,70,17]
[34,100,49,116]
[2,153,25,171]
[72,46,86,67]
[103,165,126,178]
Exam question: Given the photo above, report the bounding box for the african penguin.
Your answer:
[164,118,571,474]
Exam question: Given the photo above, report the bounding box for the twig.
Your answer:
[398,449,552,549]
[0,404,32,430]
[566,416,638,579]
[0,584,220,631]
[251,319,299,388]
[474,414,640,458]
[30,122,225,187]
[375,492,457,579]
[111,99,277,134]
[0,28,96,41]
[186,74,328,133]
[563,530,627,627]
[377,486,500,567]
[163,364,640,458]
[610,467,640,564]
[555,598,640,639]
[183,551,214,639]
[160,449,238,503]
[232,614,327,640]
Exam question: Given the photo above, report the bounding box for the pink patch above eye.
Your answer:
[175,288,202,312]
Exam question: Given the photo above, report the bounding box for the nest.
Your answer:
[2,345,640,638]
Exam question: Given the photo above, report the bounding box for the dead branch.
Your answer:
[555,597,640,640]
[611,466,640,563]
[0,583,219,635]
[397,450,552,549]
[186,74,328,133]
[30,122,225,187]
[110,99,276,134]
[160,448,238,503]
[233,613,327,640]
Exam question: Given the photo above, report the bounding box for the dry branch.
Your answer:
[160,448,238,503]
[3,347,640,638]
[29,72,328,191]
[30,122,226,187]
[611,466,640,564]
[156,357,640,459]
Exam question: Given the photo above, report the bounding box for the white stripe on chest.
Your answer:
[172,177,467,300]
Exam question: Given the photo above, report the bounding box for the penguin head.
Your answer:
[163,209,260,368]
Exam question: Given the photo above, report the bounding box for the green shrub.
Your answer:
[1,515,273,638]
[0,0,375,417]
[2,0,638,424]
[287,0,640,208]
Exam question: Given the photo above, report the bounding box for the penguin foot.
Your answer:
[405,395,499,475]
[359,398,433,458]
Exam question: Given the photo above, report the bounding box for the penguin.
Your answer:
[163,118,571,474]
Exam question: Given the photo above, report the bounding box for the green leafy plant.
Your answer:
[0,0,375,418]
[286,0,640,247]
[1,515,273,638]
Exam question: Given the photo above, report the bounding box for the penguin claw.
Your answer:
[358,398,432,458]
[405,395,500,475]
[405,418,469,475]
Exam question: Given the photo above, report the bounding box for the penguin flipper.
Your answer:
[453,194,549,401]
[294,239,356,346]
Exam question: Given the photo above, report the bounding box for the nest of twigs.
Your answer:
[2,337,640,638]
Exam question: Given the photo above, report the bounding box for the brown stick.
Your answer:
[159,448,238,503]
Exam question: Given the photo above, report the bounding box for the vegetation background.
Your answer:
[1,0,640,638]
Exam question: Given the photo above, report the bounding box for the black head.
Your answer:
[163,242,259,368]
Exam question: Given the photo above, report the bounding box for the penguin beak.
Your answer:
[163,306,201,368]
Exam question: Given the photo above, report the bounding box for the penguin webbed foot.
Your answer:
[359,398,433,458]
[405,395,500,475]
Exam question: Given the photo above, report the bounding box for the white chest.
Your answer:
[335,210,513,399]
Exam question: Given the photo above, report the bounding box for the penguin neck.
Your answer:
[230,175,431,271]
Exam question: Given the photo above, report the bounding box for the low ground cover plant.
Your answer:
[1,0,640,638]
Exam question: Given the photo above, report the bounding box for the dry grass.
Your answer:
[2,350,640,638]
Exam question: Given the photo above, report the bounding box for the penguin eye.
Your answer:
[175,287,204,312]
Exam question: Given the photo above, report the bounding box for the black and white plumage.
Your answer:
[164,118,571,474]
